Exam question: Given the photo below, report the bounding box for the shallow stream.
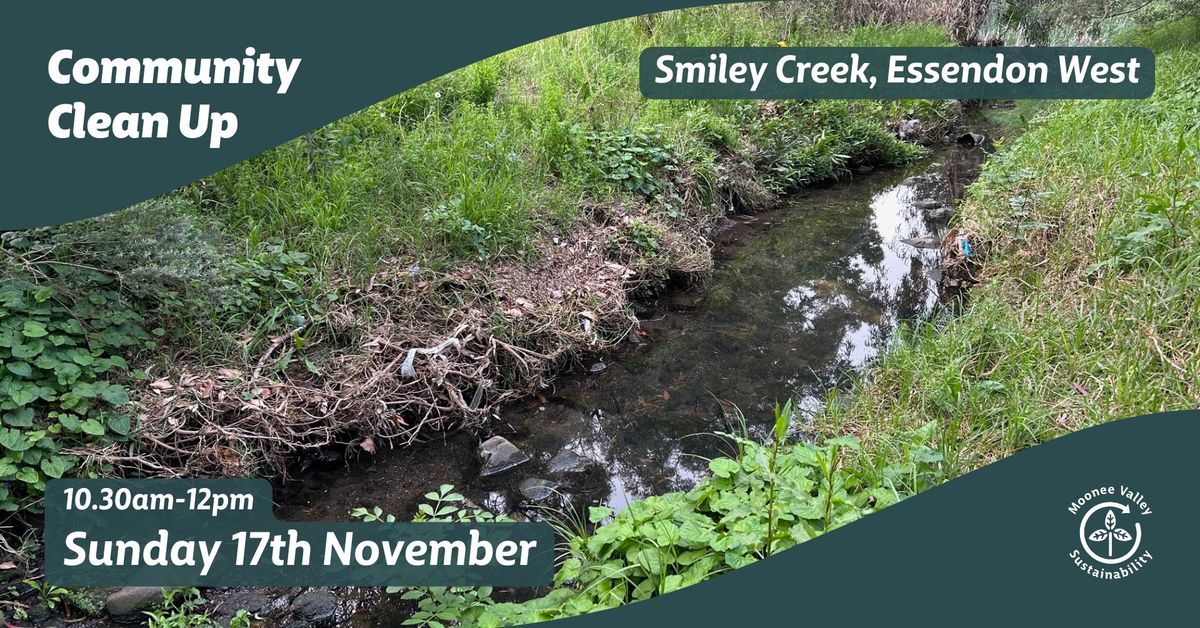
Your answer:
[257,132,992,625]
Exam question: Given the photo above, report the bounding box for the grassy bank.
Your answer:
[0,7,951,520]
[821,21,1200,479]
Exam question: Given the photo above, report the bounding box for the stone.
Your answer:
[913,199,944,210]
[106,586,164,618]
[928,206,954,221]
[547,449,593,474]
[589,361,607,373]
[518,478,559,502]
[479,436,531,476]
[900,236,942,249]
[290,589,338,627]
[710,215,738,235]
[854,164,874,174]
[213,590,276,622]
[957,132,987,147]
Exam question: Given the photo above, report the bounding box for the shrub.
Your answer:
[0,250,152,511]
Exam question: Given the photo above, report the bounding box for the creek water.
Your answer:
[257,134,991,625]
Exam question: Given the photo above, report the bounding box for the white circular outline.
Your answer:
[1078,501,1142,565]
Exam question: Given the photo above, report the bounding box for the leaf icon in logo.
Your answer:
[1089,509,1132,557]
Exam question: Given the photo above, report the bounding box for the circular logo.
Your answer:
[1078,503,1139,563]
[1067,485,1153,580]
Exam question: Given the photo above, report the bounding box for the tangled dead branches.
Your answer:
[77,213,702,480]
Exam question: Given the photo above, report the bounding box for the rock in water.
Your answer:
[290,589,338,627]
[519,478,559,502]
[479,436,530,476]
[900,236,942,249]
[548,449,593,474]
[106,587,164,618]
[928,206,954,221]
[913,199,944,209]
[957,132,987,147]
[213,591,277,623]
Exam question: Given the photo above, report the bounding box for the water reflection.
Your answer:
[469,144,987,515]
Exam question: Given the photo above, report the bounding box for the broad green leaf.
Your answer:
[97,383,130,406]
[709,458,739,478]
[107,413,131,436]
[5,361,33,378]
[0,429,33,452]
[15,466,39,484]
[587,506,613,523]
[40,456,73,479]
[21,321,48,338]
[72,382,98,398]
[632,548,664,576]
[57,413,81,432]
[6,381,39,405]
[3,407,34,427]
[10,340,43,359]
[54,362,82,385]
[79,419,105,436]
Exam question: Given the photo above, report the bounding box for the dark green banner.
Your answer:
[44,479,555,587]
[640,46,1155,99]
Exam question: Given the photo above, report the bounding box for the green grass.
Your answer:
[821,31,1200,479]
[88,6,953,363]
[189,7,952,277]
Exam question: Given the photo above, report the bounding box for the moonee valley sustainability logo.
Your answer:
[1068,485,1153,580]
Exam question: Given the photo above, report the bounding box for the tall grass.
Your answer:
[187,6,952,277]
[823,30,1200,478]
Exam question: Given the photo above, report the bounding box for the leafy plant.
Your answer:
[22,579,68,613]
[477,431,910,624]
[61,588,106,617]
[353,485,509,627]
[624,221,661,256]
[144,588,211,628]
[229,608,253,628]
[0,252,151,511]
[581,126,680,197]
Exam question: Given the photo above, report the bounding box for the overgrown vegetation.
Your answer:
[1,5,953,522]
[372,10,1199,625]
[2,0,1195,625]
[369,403,943,625]
[821,20,1200,478]
[144,588,251,628]
[483,420,939,623]
[0,254,152,512]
